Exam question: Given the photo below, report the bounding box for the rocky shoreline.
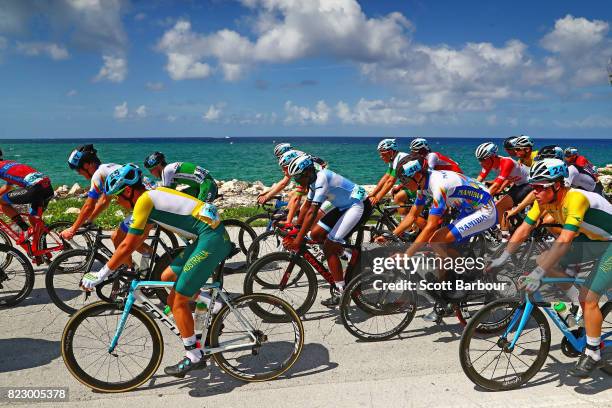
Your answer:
[52,164,612,211]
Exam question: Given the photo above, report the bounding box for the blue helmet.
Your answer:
[279,150,304,168]
[475,142,498,160]
[274,143,292,158]
[377,138,398,152]
[397,154,427,183]
[564,147,579,157]
[68,144,98,170]
[410,138,430,152]
[529,159,568,183]
[104,164,143,195]
[513,135,534,148]
[287,155,314,177]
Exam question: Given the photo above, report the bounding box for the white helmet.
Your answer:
[410,138,430,152]
[529,159,568,183]
[278,150,304,167]
[287,155,314,177]
[475,142,498,160]
[377,138,398,152]
[513,135,534,148]
[274,143,292,157]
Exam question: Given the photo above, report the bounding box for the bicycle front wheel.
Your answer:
[246,230,284,265]
[211,294,304,382]
[223,219,257,256]
[0,244,34,307]
[62,301,163,393]
[459,298,550,391]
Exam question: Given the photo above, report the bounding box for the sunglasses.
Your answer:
[531,183,554,193]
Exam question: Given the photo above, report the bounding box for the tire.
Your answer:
[153,227,179,255]
[0,244,34,307]
[599,302,612,375]
[0,230,13,270]
[211,294,304,382]
[243,252,318,320]
[246,230,284,265]
[459,298,551,391]
[340,271,417,341]
[61,301,164,393]
[223,219,257,256]
[45,249,109,314]
[40,221,94,256]
[245,213,271,232]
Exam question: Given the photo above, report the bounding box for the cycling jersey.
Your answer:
[88,163,121,200]
[518,150,538,167]
[479,156,529,186]
[525,189,612,241]
[574,155,597,174]
[161,162,217,202]
[426,152,463,173]
[385,152,409,177]
[307,169,366,211]
[0,161,48,188]
[567,165,596,191]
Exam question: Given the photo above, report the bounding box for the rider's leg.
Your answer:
[393,190,409,216]
[495,195,513,231]
[111,228,134,268]
[429,227,459,281]
[0,195,29,231]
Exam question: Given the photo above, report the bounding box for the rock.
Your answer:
[65,207,80,214]
[55,185,69,195]
[68,183,82,195]
[599,174,612,188]
[219,179,249,194]
[114,210,124,217]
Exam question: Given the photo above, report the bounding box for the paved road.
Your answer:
[1,234,611,408]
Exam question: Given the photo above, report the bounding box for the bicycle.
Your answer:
[459,277,612,391]
[244,195,289,233]
[45,223,179,314]
[61,253,305,393]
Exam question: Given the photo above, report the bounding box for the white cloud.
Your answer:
[554,115,612,129]
[94,54,127,82]
[135,105,147,118]
[284,100,330,125]
[336,98,426,125]
[145,82,164,91]
[16,41,69,60]
[203,104,223,122]
[541,15,608,55]
[66,89,78,97]
[166,52,212,80]
[166,115,177,122]
[486,115,497,126]
[113,101,128,119]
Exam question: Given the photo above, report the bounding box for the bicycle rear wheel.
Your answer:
[0,244,34,307]
[211,293,304,382]
[459,298,550,391]
[246,230,284,265]
[223,219,257,256]
[62,301,163,393]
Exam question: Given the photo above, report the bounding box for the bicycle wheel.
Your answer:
[459,298,551,391]
[211,293,304,382]
[46,249,109,314]
[244,213,271,231]
[223,219,257,256]
[340,270,417,341]
[0,230,12,269]
[62,301,164,393]
[246,230,284,265]
[600,302,612,375]
[0,244,34,307]
[153,227,179,255]
[40,221,94,254]
[243,252,318,319]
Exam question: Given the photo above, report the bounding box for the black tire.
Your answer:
[0,229,13,269]
[459,298,551,391]
[0,244,34,307]
[153,227,179,255]
[223,219,257,256]
[246,230,284,265]
[45,249,109,314]
[243,252,318,320]
[40,221,94,256]
[340,271,417,341]
[61,301,164,393]
[244,213,271,232]
[211,293,304,382]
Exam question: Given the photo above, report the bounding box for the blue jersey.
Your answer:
[306,169,366,211]
[414,170,492,216]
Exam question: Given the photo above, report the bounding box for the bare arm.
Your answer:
[88,194,113,222]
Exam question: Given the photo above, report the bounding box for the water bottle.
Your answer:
[194,302,208,333]
[553,302,576,327]
[197,292,221,314]
[340,249,352,272]
[163,305,173,318]
[138,254,151,272]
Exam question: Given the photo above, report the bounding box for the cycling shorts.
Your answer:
[448,200,497,242]
[505,183,532,205]
[559,235,611,295]
[318,199,373,244]
[2,178,53,215]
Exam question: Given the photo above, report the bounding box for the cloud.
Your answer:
[281,79,318,89]
[284,100,330,125]
[114,101,128,119]
[135,105,147,118]
[336,98,426,125]
[146,81,164,91]
[166,115,177,122]
[166,52,212,80]
[541,15,609,55]
[554,115,612,128]
[16,41,69,60]
[66,89,77,97]
[94,54,127,82]
[203,104,224,122]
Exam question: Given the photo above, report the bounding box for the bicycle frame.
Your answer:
[263,199,289,232]
[109,280,258,356]
[504,277,612,352]
[0,212,64,259]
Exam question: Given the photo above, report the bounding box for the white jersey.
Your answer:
[87,163,121,200]
[566,165,596,191]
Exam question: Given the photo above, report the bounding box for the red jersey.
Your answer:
[478,156,529,186]
[426,152,463,173]
[0,160,48,188]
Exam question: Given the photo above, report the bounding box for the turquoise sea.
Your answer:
[1,137,610,187]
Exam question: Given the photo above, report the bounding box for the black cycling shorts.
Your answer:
[3,179,54,214]
[506,183,532,205]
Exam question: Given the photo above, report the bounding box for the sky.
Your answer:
[0,0,611,139]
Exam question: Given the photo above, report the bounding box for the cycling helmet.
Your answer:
[409,138,430,152]
[513,135,534,148]
[503,136,518,150]
[564,147,579,157]
[68,144,98,170]
[397,154,427,183]
[475,142,498,160]
[535,145,564,161]
[104,163,143,195]
[144,152,166,169]
[377,138,398,152]
[287,155,314,177]
[278,150,304,168]
[274,143,292,158]
[528,159,568,184]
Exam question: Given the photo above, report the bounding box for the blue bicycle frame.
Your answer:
[504,277,612,352]
[264,199,289,232]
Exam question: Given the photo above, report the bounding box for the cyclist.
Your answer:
[143,152,218,202]
[512,135,538,167]
[368,139,411,215]
[564,147,602,194]
[0,149,54,242]
[503,136,518,158]
[61,145,151,267]
[285,155,373,306]
[389,154,497,322]
[256,143,294,205]
[488,158,611,377]
[80,164,231,378]
[475,142,531,230]
[410,138,463,174]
